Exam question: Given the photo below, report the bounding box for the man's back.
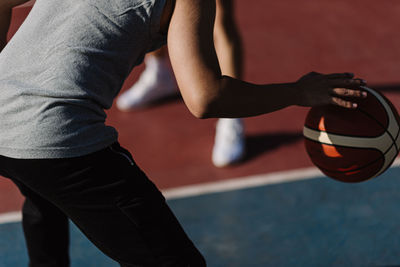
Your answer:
[0,0,167,159]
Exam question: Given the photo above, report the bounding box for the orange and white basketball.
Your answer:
[303,87,400,183]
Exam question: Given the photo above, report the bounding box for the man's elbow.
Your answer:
[185,92,217,119]
[179,77,226,119]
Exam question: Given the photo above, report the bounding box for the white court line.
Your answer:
[164,157,400,199]
[2,158,400,225]
[163,166,324,199]
[0,211,22,225]
[163,158,400,199]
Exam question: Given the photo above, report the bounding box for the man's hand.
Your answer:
[296,72,367,109]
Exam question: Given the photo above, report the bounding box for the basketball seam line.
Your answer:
[358,109,400,176]
[359,86,400,159]
[358,107,397,151]
[356,96,400,175]
[307,137,397,178]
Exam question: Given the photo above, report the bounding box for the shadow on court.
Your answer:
[244,132,303,163]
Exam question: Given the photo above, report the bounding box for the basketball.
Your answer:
[303,86,400,183]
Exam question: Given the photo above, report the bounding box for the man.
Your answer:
[0,0,366,266]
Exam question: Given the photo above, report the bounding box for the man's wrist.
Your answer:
[283,81,302,107]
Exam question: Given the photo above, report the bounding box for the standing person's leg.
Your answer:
[213,0,243,78]
[0,144,206,267]
[116,47,178,110]
[2,177,70,267]
[212,0,246,167]
[117,0,246,168]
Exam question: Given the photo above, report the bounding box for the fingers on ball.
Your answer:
[332,88,367,98]
[331,96,357,109]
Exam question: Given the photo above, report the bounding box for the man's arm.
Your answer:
[0,0,30,51]
[167,0,365,119]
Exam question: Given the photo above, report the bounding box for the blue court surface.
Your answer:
[1,166,400,267]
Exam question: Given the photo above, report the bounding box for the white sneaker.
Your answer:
[116,56,178,111]
[212,118,245,167]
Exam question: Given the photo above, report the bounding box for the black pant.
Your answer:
[0,143,206,267]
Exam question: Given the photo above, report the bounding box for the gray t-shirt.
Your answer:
[0,0,167,158]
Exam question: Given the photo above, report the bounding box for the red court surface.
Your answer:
[1,0,400,213]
